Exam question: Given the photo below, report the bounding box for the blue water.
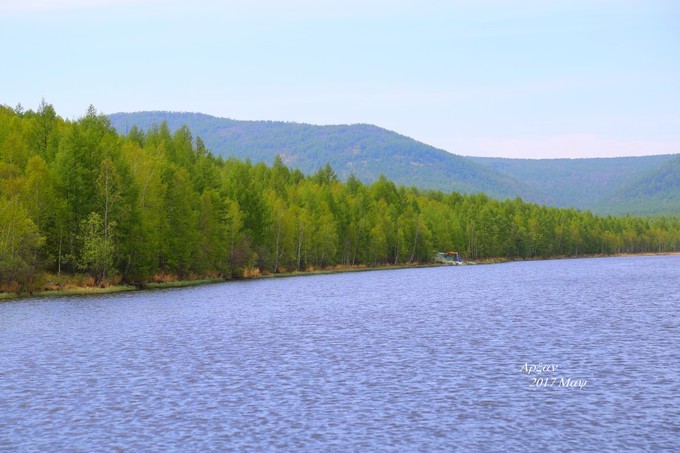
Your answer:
[1,255,678,451]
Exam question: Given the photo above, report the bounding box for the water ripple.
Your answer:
[1,255,678,451]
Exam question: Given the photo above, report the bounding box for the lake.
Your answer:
[1,255,678,451]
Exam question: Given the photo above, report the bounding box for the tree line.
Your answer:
[1,102,678,292]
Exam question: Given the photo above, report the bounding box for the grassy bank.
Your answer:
[0,263,438,300]
[2,252,677,301]
[0,273,227,301]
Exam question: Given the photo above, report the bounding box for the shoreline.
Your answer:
[1,252,677,301]
[0,263,439,301]
[471,250,680,265]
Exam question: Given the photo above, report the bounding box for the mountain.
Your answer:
[108,111,678,216]
[468,155,679,215]
[108,112,545,202]
[593,154,680,216]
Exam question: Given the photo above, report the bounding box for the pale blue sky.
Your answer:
[2,0,679,158]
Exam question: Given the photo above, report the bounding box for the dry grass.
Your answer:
[242,267,262,278]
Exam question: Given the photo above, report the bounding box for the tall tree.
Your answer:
[0,195,45,292]
[78,212,116,285]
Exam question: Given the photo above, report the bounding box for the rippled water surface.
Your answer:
[1,255,679,451]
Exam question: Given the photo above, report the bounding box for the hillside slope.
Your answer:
[108,112,545,202]
[109,111,678,215]
[469,155,678,215]
[593,154,679,216]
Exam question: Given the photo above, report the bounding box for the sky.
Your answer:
[1,0,679,158]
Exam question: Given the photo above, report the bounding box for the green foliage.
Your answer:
[0,195,45,292]
[0,102,678,294]
[78,212,116,285]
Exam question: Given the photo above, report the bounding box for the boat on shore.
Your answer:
[435,251,465,265]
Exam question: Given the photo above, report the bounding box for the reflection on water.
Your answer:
[1,256,678,451]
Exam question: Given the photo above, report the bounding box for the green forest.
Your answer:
[2,102,679,294]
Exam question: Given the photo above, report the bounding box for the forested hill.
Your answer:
[108,112,678,216]
[469,155,679,216]
[592,154,680,216]
[107,111,544,202]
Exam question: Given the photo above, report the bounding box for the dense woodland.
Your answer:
[2,102,679,293]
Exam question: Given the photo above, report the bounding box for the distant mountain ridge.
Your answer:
[593,154,679,216]
[469,155,679,215]
[108,111,678,216]
[108,111,545,202]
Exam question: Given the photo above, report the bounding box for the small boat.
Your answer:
[435,251,464,265]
